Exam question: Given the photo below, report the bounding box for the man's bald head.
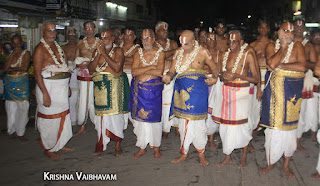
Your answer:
[280,22,294,32]
[41,21,56,42]
[179,30,196,52]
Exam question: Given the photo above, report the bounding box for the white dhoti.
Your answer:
[213,81,252,155]
[68,61,79,125]
[248,85,261,131]
[133,121,162,149]
[219,124,252,155]
[178,118,207,154]
[297,92,319,138]
[36,77,72,152]
[77,79,95,125]
[316,129,320,173]
[5,101,29,136]
[162,78,175,133]
[264,128,297,165]
[206,77,222,135]
[123,69,133,129]
[94,114,125,152]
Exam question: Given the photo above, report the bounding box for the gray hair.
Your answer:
[155,21,168,31]
[41,21,55,30]
[142,29,155,38]
[229,29,244,40]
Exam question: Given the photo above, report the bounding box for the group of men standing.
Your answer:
[2,19,320,179]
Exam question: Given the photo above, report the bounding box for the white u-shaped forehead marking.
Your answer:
[288,23,294,31]
[180,36,187,44]
[101,32,107,38]
[230,33,236,41]
[297,20,303,26]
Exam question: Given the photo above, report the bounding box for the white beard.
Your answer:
[105,43,113,49]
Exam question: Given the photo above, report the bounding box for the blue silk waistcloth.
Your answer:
[169,69,208,120]
[2,73,30,101]
[260,69,304,130]
[129,77,163,122]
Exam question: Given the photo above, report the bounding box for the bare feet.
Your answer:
[310,131,317,141]
[175,127,180,137]
[311,172,320,179]
[199,153,209,166]
[217,155,232,168]
[74,125,86,136]
[297,138,307,152]
[44,151,61,159]
[154,147,162,159]
[248,142,256,153]
[93,151,102,155]
[61,146,74,151]
[238,158,247,169]
[209,135,218,149]
[259,164,274,174]
[115,142,123,157]
[162,132,169,140]
[171,154,188,164]
[133,149,147,159]
[282,166,295,178]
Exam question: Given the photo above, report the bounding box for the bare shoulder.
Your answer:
[170,39,178,47]
[115,46,124,54]
[294,41,304,49]
[250,40,258,47]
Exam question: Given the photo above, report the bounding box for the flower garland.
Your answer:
[222,43,248,73]
[124,44,139,56]
[138,47,162,66]
[282,42,294,64]
[10,50,27,68]
[155,38,170,51]
[302,38,308,47]
[40,38,66,68]
[83,37,99,50]
[96,47,115,72]
[175,40,200,74]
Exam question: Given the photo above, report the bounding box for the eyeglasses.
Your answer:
[85,27,94,31]
[207,38,215,41]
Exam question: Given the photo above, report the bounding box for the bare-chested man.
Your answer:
[205,32,222,149]
[247,20,271,151]
[198,30,208,47]
[122,27,140,84]
[260,21,306,178]
[163,30,218,166]
[74,21,99,135]
[214,21,229,52]
[294,19,319,151]
[212,30,259,169]
[154,21,179,140]
[312,28,320,179]
[62,27,78,125]
[88,29,129,157]
[130,29,165,159]
[3,34,30,141]
[33,21,74,159]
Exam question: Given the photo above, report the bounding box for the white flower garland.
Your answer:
[175,40,200,74]
[302,38,308,46]
[275,39,280,52]
[282,42,294,64]
[83,37,99,50]
[96,47,115,72]
[155,38,170,51]
[124,44,139,56]
[40,38,66,68]
[10,50,27,68]
[138,47,162,66]
[222,43,248,73]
